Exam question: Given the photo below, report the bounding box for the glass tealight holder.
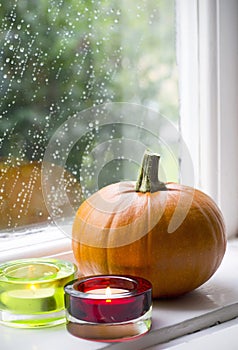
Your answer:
[64,275,152,342]
[0,258,77,328]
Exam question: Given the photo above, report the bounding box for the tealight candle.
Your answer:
[64,275,152,341]
[0,258,77,328]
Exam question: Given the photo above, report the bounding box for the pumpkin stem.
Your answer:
[135,151,167,193]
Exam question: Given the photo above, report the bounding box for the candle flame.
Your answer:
[29,284,37,292]
[105,286,111,302]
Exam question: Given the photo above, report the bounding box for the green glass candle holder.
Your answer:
[0,258,77,328]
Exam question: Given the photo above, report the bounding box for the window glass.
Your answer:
[0,0,178,232]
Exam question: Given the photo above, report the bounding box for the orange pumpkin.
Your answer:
[72,151,226,298]
[0,160,81,230]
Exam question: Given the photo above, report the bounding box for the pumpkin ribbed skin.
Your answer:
[72,181,226,298]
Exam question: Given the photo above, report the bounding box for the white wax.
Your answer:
[87,287,127,296]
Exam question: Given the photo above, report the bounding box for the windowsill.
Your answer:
[0,238,238,349]
[145,318,238,350]
[0,224,72,263]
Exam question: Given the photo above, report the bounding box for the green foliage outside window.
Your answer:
[0,0,178,163]
[0,0,178,230]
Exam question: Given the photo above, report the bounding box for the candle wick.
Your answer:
[105,286,111,299]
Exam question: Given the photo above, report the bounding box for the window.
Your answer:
[1,0,237,249]
[0,1,178,248]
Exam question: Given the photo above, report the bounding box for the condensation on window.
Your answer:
[0,0,178,233]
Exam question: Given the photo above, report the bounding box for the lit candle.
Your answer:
[0,258,77,328]
[0,262,61,313]
[64,275,152,341]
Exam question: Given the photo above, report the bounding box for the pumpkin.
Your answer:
[0,160,81,230]
[72,151,226,298]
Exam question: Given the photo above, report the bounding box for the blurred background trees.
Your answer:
[0,0,178,229]
[0,0,178,163]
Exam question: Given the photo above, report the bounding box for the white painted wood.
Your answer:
[0,225,72,263]
[146,318,238,350]
[197,0,219,202]
[176,0,199,187]
[178,0,238,238]
[216,0,238,239]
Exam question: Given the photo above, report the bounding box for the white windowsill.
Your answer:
[0,232,238,349]
[145,318,238,350]
[0,225,72,263]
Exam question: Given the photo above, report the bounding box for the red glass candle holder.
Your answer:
[64,275,152,341]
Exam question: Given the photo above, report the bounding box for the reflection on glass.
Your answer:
[0,0,178,231]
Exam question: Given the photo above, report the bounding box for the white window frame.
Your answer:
[178,0,238,239]
[1,0,238,261]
